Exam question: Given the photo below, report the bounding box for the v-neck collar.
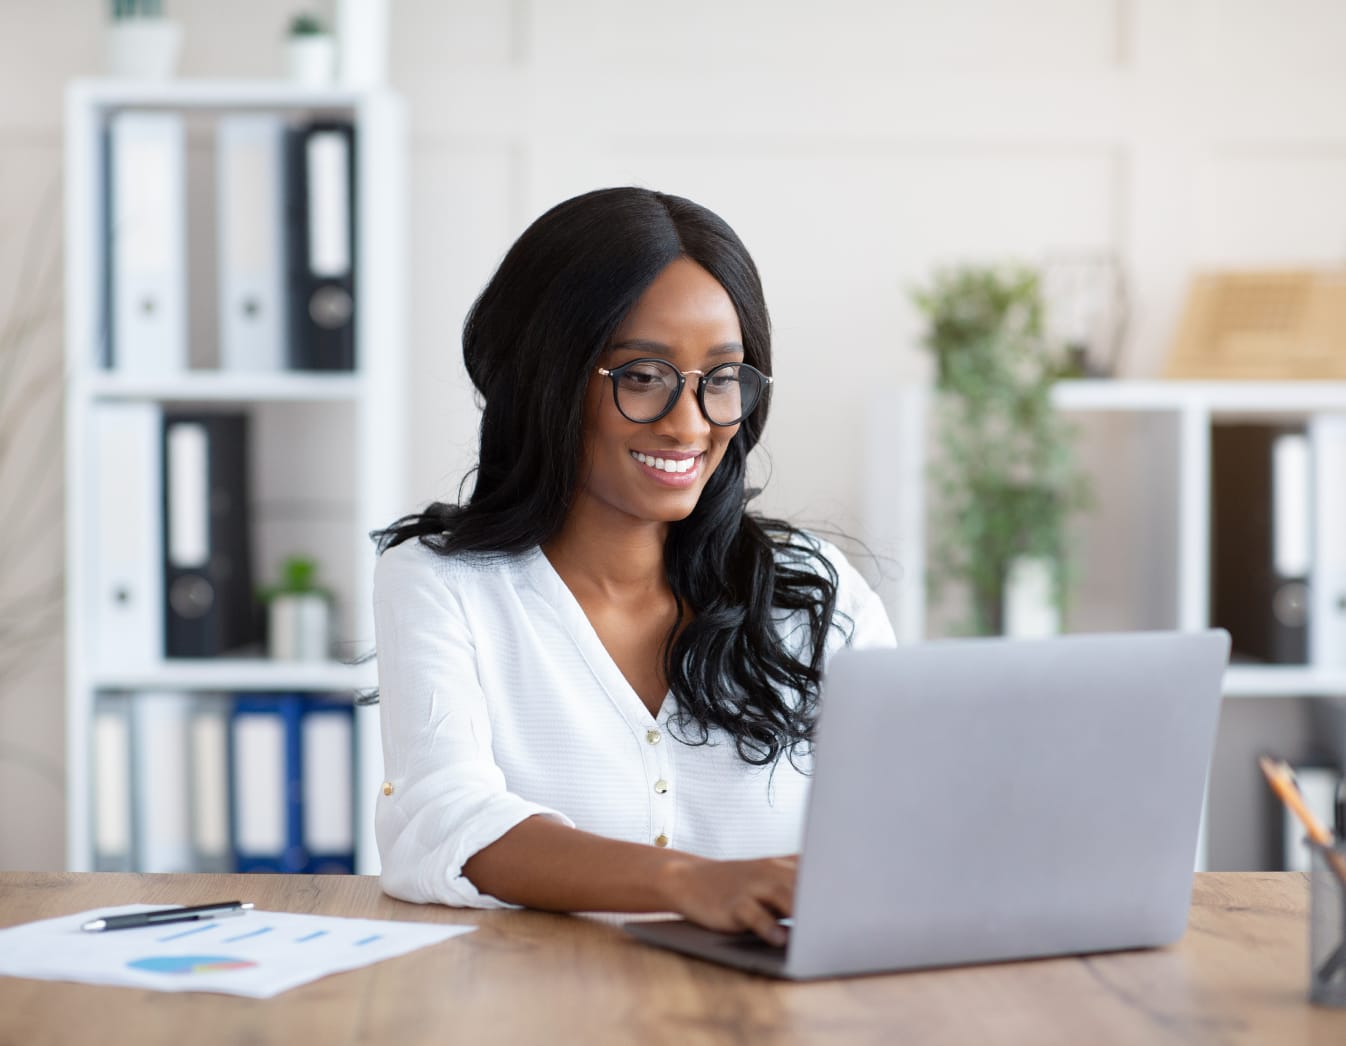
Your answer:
[522,548,673,727]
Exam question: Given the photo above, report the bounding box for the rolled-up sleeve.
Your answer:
[372,541,574,908]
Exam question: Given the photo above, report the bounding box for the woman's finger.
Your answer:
[737,898,787,946]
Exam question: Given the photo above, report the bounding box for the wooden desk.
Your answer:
[1,871,1342,1045]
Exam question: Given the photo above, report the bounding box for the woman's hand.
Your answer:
[658,855,797,946]
[459,818,795,940]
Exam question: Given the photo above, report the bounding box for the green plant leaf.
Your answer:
[911,263,1093,635]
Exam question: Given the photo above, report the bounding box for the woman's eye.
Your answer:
[619,364,671,389]
[704,371,740,392]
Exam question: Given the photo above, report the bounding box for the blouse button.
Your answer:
[382,781,394,796]
[653,779,669,795]
[654,834,670,848]
[645,729,662,745]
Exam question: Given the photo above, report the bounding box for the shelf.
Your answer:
[68,77,377,111]
[1223,666,1346,699]
[1053,379,1346,414]
[91,658,378,694]
[81,371,365,404]
[64,80,407,877]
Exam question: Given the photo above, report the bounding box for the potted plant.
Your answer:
[259,556,332,661]
[286,12,337,86]
[105,0,182,79]
[912,264,1092,636]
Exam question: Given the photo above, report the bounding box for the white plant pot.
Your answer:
[1002,556,1061,639]
[268,593,331,662]
[104,19,183,79]
[287,35,338,86]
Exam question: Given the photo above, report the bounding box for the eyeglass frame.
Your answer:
[595,357,774,427]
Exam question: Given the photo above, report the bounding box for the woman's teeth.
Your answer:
[631,451,697,474]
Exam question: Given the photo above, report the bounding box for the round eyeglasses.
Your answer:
[596,358,772,427]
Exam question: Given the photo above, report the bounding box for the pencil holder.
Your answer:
[1307,839,1346,1008]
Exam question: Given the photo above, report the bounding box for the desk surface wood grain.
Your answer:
[0,871,1343,1046]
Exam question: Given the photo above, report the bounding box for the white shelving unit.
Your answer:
[896,379,1346,693]
[63,80,407,875]
[892,379,1346,869]
[1050,379,1346,700]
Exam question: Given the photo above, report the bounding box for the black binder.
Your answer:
[1210,423,1311,664]
[286,121,356,371]
[162,412,261,657]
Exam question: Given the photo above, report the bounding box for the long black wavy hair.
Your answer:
[374,187,847,768]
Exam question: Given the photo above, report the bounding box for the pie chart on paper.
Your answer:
[128,955,257,975]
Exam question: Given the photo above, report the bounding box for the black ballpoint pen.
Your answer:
[80,901,254,933]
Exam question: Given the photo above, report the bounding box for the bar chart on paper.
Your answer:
[0,905,473,998]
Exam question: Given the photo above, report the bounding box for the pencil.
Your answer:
[1258,755,1346,883]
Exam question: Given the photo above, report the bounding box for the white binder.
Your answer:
[217,114,288,371]
[1311,414,1346,669]
[189,694,233,872]
[129,692,196,873]
[89,402,164,672]
[92,693,133,872]
[107,111,187,374]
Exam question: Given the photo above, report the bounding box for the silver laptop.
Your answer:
[625,629,1230,979]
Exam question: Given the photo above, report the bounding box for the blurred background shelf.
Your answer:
[1054,380,1346,414]
[84,372,366,404]
[62,80,407,877]
[90,659,378,694]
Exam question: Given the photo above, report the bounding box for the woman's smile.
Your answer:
[630,449,703,484]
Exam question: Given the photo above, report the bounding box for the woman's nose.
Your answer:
[655,377,712,436]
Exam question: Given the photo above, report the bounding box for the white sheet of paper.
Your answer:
[0,904,475,998]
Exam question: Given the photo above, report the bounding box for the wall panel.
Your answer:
[404,145,518,509]
[532,0,1123,72]
[1195,149,1346,265]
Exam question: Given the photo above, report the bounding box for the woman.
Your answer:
[372,187,894,945]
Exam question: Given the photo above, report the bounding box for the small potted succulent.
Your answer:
[106,0,183,79]
[260,556,332,662]
[286,12,337,86]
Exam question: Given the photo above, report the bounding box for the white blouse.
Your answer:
[372,535,896,909]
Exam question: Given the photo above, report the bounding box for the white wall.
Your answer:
[391,0,1346,636]
[1,0,1344,868]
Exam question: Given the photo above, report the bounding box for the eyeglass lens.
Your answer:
[612,360,765,425]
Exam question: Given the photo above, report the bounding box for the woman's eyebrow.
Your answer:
[608,338,745,356]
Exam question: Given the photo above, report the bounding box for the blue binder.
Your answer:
[230,694,305,873]
[301,696,356,874]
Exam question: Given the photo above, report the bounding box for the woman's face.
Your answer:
[574,256,745,529]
